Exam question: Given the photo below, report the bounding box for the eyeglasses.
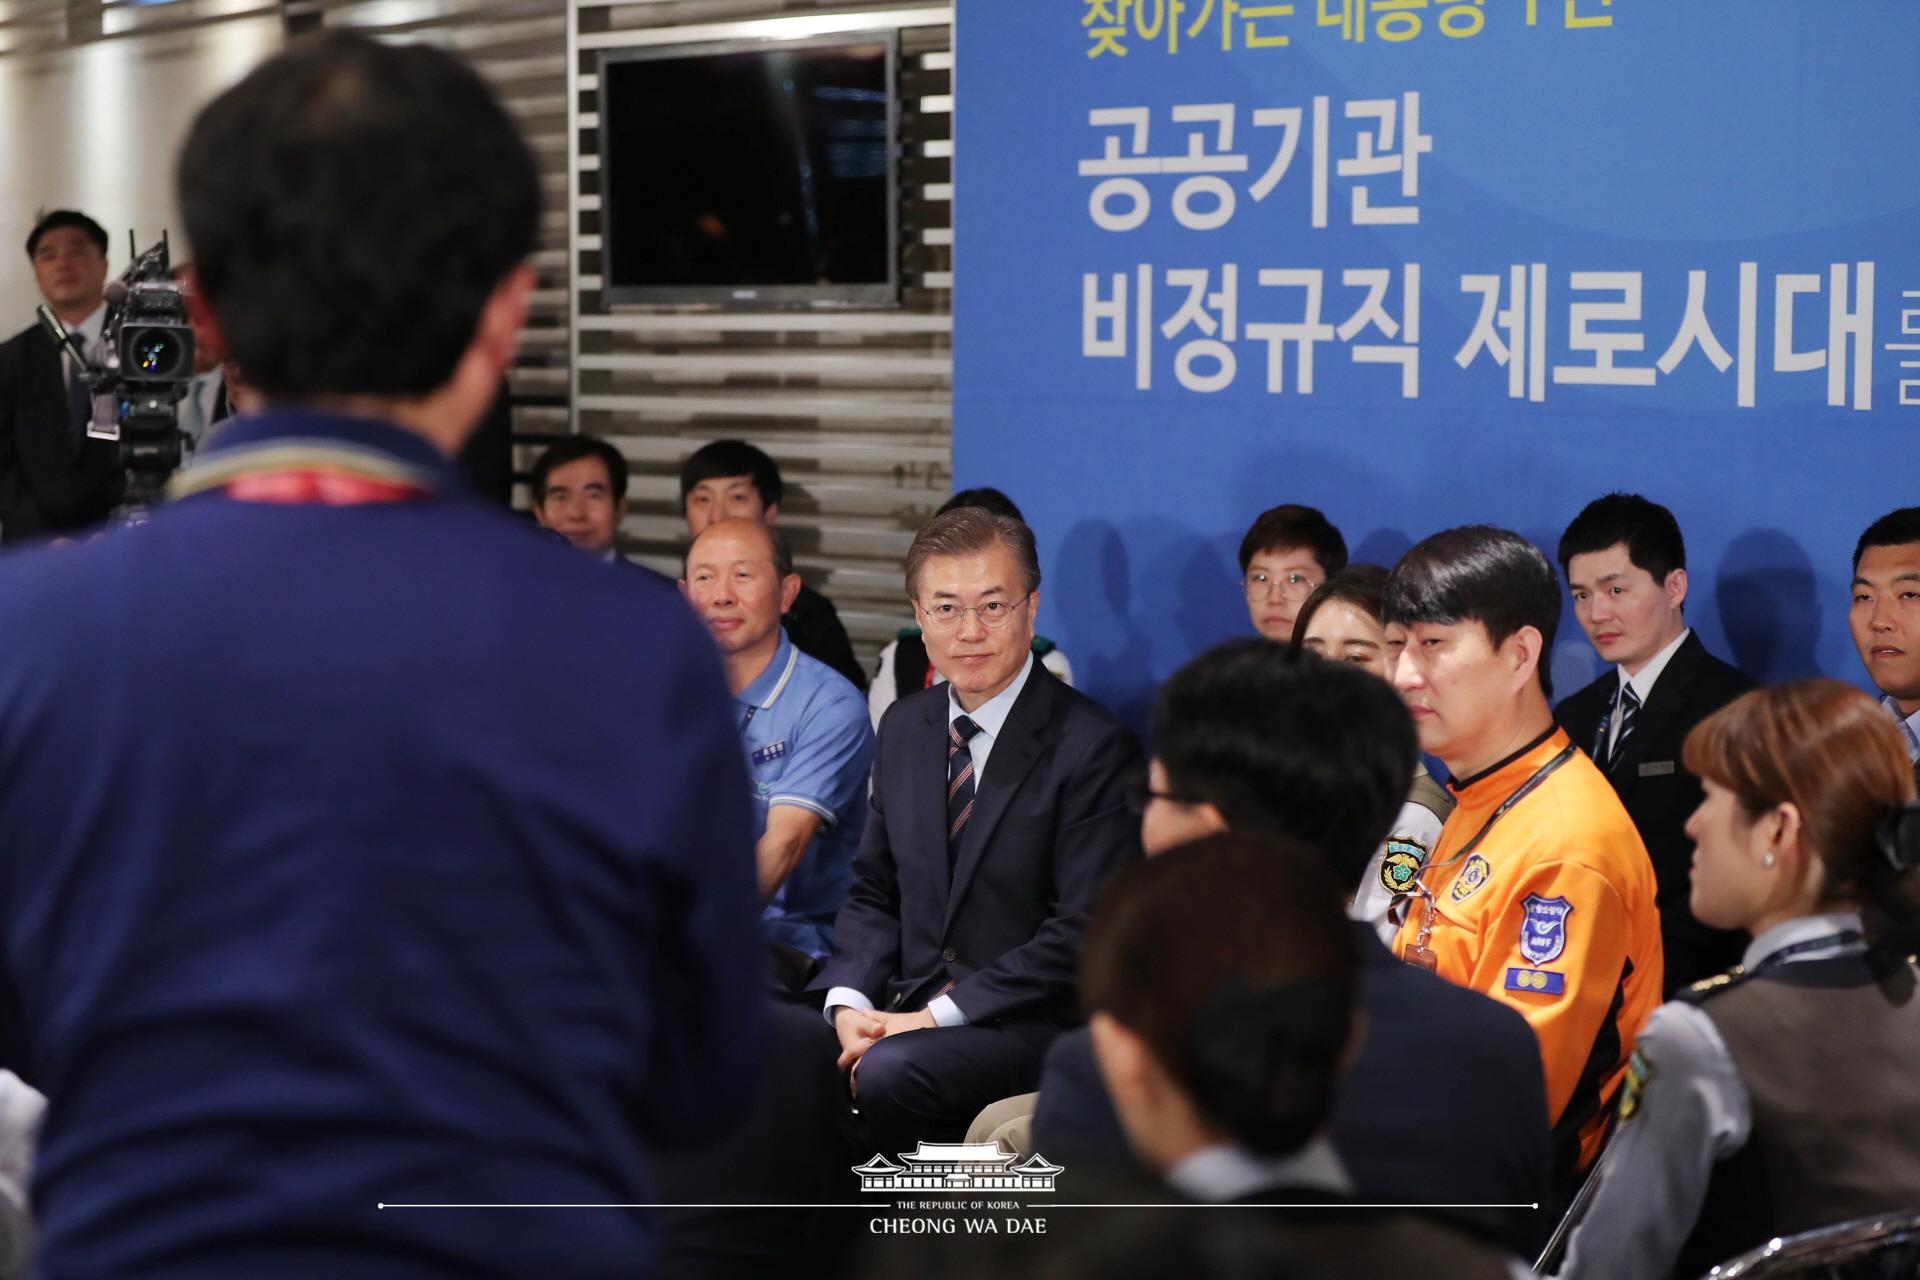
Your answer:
[1125,778,1201,815]
[920,598,1029,632]
[1243,570,1321,602]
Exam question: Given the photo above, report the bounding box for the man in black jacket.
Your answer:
[1554,494,1754,993]
[681,438,867,691]
[0,209,123,544]
[1029,640,1551,1251]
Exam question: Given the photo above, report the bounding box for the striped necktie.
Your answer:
[1607,683,1642,772]
[948,714,982,869]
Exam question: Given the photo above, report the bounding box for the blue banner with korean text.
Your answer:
[953,0,1920,725]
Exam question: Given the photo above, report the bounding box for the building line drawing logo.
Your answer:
[853,1142,1064,1193]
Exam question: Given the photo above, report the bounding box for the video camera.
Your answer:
[37,231,195,519]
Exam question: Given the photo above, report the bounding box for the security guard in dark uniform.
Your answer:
[1556,681,1920,1279]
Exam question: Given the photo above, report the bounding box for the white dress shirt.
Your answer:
[1165,1137,1353,1203]
[1605,626,1690,758]
[826,654,1037,1029]
[1882,694,1920,764]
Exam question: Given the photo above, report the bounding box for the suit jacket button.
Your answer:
[942,948,958,964]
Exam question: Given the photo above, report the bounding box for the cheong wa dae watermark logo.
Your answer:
[853,1141,1063,1194]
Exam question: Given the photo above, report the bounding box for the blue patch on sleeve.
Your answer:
[1519,893,1573,964]
[1505,967,1565,995]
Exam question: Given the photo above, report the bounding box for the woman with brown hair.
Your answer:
[1556,679,1920,1279]
[1290,565,1453,937]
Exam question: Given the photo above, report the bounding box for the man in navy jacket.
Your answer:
[0,34,763,1277]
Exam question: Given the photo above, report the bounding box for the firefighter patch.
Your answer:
[1378,839,1429,896]
[1448,854,1492,903]
[1520,894,1573,964]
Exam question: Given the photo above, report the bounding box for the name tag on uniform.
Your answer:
[1638,760,1675,777]
[751,740,788,765]
[1505,967,1565,995]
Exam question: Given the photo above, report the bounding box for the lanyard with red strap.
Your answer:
[166,439,441,506]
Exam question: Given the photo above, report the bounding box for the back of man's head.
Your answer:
[176,32,538,400]
[1082,831,1357,1158]
[1855,506,1920,572]
[1384,525,1562,699]
[1150,639,1415,886]
[25,209,108,260]
[679,439,784,509]
[1556,492,1686,581]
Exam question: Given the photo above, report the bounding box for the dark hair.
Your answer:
[1151,639,1415,884]
[1288,563,1389,653]
[26,209,108,259]
[530,436,629,504]
[1557,493,1686,583]
[938,487,1025,522]
[1854,507,1920,573]
[1384,525,1562,700]
[178,33,538,400]
[684,517,793,579]
[1237,505,1348,577]
[679,439,784,509]
[904,506,1041,598]
[1081,832,1357,1156]
[1684,679,1920,920]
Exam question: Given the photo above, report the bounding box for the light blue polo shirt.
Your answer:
[738,629,874,958]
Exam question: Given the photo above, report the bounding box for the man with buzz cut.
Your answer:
[1852,506,1920,786]
[1554,494,1753,993]
[1385,525,1663,1189]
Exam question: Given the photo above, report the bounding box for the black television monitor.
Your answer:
[595,32,901,308]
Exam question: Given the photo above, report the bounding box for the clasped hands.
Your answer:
[834,1006,938,1089]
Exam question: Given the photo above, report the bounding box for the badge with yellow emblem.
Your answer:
[1378,838,1429,896]
[1448,854,1492,903]
[1619,1047,1653,1122]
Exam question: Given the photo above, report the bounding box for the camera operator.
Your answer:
[0,209,124,544]
[0,32,765,1278]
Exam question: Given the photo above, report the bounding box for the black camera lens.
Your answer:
[120,324,192,381]
[134,332,180,374]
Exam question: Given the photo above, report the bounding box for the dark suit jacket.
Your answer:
[785,581,868,694]
[1555,631,1755,992]
[0,322,123,544]
[1030,926,1551,1252]
[811,664,1142,1023]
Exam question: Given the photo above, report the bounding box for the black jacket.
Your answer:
[1555,631,1755,993]
[0,322,123,543]
[784,582,866,693]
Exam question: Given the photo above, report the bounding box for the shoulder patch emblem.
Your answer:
[1379,838,1430,895]
[1448,854,1492,903]
[1519,894,1573,964]
[1619,1047,1653,1122]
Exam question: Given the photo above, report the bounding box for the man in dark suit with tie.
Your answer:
[811,506,1142,1154]
[1554,494,1754,993]
[0,209,124,544]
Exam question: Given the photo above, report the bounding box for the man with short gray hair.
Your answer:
[809,506,1142,1154]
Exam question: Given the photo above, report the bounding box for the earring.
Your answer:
[1763,852,1776,869]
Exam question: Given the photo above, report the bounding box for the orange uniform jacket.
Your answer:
[1394,728,1663,1174]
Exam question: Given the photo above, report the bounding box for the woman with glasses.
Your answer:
[1554,680,1920,1279]
[1290,565,1454,939]
[1238,504,1347,644]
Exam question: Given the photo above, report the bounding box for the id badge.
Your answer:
[1403,942,1439,973]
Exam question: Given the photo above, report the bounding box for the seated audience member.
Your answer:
[530,435,630,561]
[870,487,1072,729]
[1237,504,1347,643]
[1291,564,1454,936]
[1081,833,1524,1277]
[810,507,1141,1154]
[681,439,867,691]
[1556,681,1920,1280]
[1554,494,1754,993]
[1851,507,1920,782]
[1029,641,1549,1249]
[1385,526,1663,1184]
[683,518,872,963]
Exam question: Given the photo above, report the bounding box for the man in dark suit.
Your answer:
[811,506,1141,1154]
[1030,641,1550,1251]
[1554,494,1755,993]
[0,209,123,544]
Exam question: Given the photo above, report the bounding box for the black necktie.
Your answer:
[66,335,90,442]
[1606,684,1642,773]
[948,715,982,870]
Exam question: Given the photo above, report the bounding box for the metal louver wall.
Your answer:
[569,0,955,672]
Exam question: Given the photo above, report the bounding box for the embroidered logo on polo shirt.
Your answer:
[751,740,789,765]
[1519,893,1573,964]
